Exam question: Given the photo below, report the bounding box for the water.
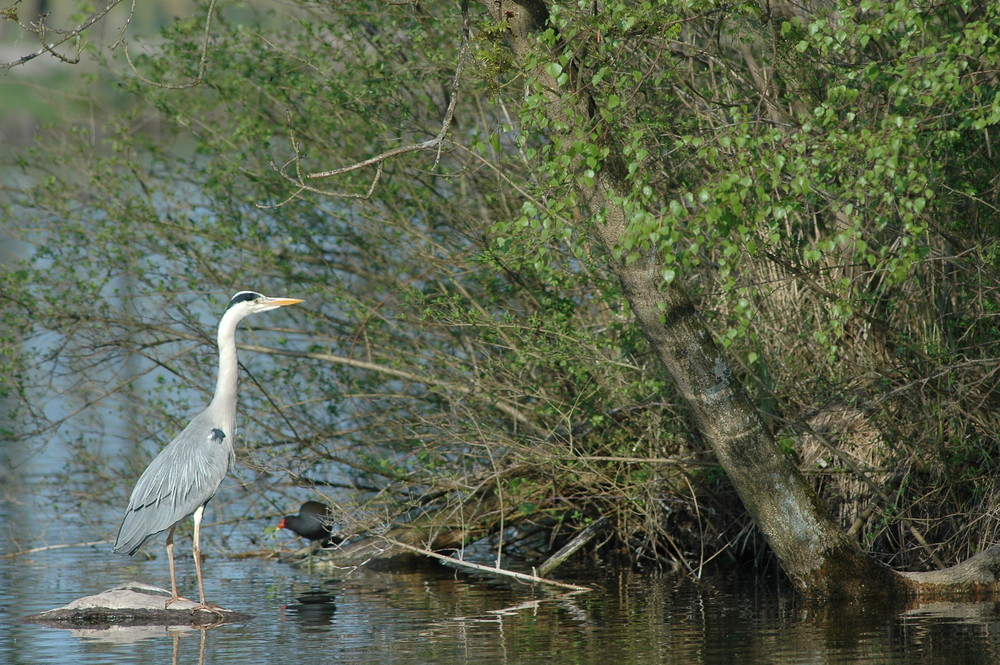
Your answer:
[3,411,1000,664]
[3,530,1000,665]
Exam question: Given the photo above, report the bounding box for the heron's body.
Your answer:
[113,408,235,556]
[113,291,302,611]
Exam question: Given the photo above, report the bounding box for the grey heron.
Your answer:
[113,290,303,612]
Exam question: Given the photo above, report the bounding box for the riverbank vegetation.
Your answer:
[1,0,997,592]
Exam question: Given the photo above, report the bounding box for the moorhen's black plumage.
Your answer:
[279,501,339,547]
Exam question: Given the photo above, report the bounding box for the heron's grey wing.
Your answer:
[113,413,233,555]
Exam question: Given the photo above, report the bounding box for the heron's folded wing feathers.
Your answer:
[112,416,232,555]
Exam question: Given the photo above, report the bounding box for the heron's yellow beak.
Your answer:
[269,297,304,307]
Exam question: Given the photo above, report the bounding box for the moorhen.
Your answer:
[279,501,339,547]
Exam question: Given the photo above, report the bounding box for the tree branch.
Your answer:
[1,0,127,70]
[120,0,217,89]
[258,0,472,206]
[239,343,539,430]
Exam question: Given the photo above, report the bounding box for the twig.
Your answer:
[2,0,125,70]
[1,540,112,559]
[258,0,472,206]
[238,342,539,430]
[121,0,217,89]
[557,454,717,466]
[385,538,591,592]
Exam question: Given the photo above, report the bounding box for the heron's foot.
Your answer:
[191,602,227,619]
[164,594,195,609]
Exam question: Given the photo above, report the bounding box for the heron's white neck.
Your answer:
[210,307,244,426]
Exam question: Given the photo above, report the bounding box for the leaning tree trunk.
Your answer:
[482,0,1000,600]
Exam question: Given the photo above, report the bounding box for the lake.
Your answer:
[3,505,1000,664]
[2,387,999,665]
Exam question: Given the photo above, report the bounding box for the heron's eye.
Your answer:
[225,291,264,312]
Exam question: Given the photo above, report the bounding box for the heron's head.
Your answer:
[225,291,304,316]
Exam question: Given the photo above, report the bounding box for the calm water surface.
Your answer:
[3,535,1000,664]
[3,444,1000,664]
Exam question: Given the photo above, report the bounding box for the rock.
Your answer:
[20,581,252,627]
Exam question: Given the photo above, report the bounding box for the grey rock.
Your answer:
[21,581,251,627]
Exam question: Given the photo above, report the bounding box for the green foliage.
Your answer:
[482,0,1000,566]
[471,17,514,91]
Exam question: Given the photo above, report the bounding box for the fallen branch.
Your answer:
[538,516,609,577]
[0,539,112,559]
[385,539,591,592]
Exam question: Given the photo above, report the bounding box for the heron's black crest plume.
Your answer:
[225,291,263,311]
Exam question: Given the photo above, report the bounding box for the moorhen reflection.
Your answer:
[284,588,337,627]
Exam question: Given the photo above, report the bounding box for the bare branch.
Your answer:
[2,0,126,70]
[239,343,540,431]
[120,0,218,89]
[258,0,472,206]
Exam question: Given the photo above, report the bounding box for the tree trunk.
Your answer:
[482,0,1000,599]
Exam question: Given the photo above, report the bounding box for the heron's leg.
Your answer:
[164,526,180,607]
[190,505,224,616]
[192,505,209,605]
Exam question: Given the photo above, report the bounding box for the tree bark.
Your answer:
[482,0,1000,599]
